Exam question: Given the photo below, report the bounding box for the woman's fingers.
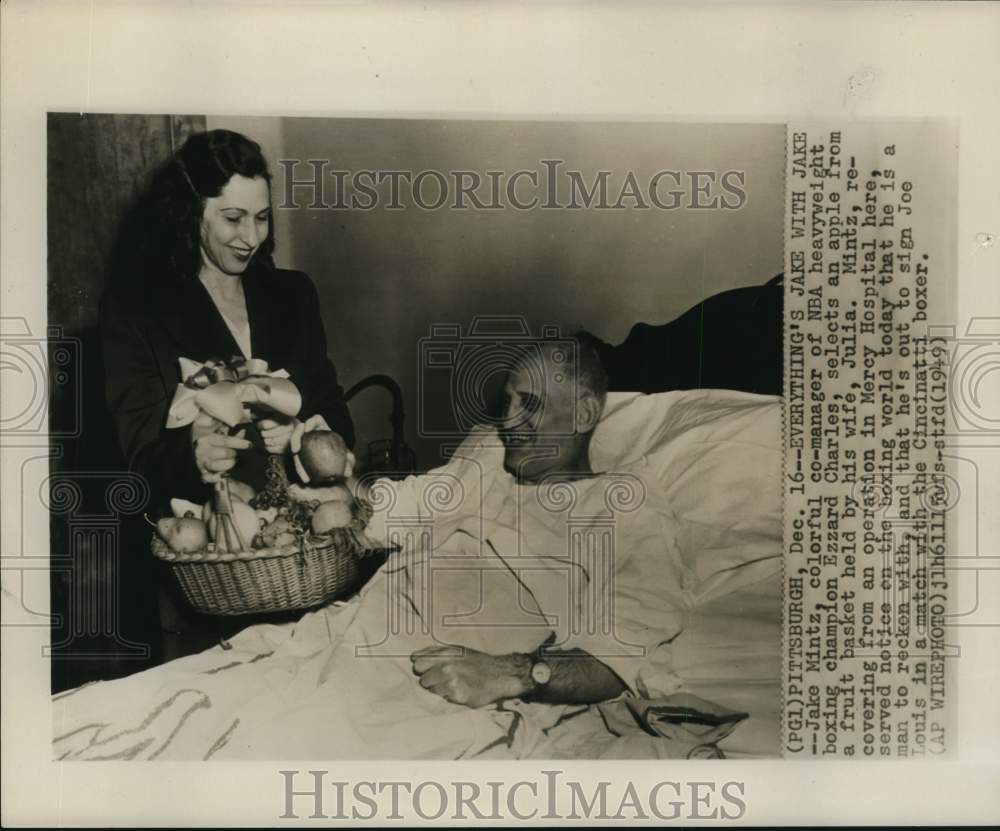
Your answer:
[205,456,237,473]
[290,414,332,451]
[289,420,306,454]
[258,421,294,455]
[205,445,237,463]
[193,432,252,479]
[207,435,251,456]
[260,424,291,440]
[197,433,251,452]
[219,433,252,450]
[304,414,331,432]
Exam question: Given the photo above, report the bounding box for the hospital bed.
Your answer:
[53,279,785,760]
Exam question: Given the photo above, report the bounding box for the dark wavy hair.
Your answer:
[128,129,276,284]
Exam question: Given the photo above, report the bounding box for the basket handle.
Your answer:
[213,477,249,551]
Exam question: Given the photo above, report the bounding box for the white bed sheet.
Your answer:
[53,389,783,760]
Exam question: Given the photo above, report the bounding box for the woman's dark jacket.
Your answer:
[100,264,355,508]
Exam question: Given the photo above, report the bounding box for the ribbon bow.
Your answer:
[166,356,302,429]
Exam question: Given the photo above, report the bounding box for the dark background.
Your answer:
[47,114,207,690]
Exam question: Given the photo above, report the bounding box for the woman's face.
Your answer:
[199,174,271,276]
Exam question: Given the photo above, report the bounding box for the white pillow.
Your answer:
[590,389,782,584]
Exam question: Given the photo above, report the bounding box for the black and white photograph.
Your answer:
[46,114,785,761]
[2,1,998,826]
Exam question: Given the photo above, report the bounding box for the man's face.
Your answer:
[498,349,587,483]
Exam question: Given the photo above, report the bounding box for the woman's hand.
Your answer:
[289,414,331,454]
[191,412,251,483]
[258,416,296,455]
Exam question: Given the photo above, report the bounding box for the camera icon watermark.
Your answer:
[846,469,960,658]
[43,471,153,660]
[417,316,579,439]
[0,317,81,441]
[927,317,1000,440]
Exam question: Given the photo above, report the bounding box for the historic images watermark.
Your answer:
[278,769,748,822]
[0,316,153,660]
[277,159,748,212]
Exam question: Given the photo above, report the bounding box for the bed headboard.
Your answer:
[589,274,783,396]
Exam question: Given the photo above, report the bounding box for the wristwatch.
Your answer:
[530,658,552,688]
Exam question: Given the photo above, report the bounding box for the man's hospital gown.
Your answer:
[53,430,779,760]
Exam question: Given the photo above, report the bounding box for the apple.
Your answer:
[254,505,279,526]
[319,483,353,503]
[297,430,349,483]
[157,516,208,553]
[311,500,353,534]
[259,516,296,547]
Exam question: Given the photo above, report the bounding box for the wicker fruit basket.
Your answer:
[152,497,375,616]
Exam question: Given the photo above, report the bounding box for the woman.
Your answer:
[101,129,355,511]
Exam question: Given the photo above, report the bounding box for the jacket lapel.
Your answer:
[241,265,273,362]
[157,276,244,363]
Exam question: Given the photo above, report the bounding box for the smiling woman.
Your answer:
[200,175,272,277]
[197,174,272,358]
[101,129,356,508]
[98,129,358,656]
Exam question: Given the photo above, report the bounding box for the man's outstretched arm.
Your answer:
[410,644,627,708]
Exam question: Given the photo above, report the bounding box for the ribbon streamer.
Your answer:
[165,356,302,429]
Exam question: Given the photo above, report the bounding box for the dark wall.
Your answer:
[209,116,785,469]
[47,113,205,691]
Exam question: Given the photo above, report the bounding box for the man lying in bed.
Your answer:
[349,335,687,709]
[53,335,778,760]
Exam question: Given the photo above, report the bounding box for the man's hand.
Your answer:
[411,645,532,708]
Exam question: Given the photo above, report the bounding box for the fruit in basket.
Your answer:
[311,500,353,533]
[254,505,279,526]
[157,516,208,553]
[170,498,203,519]
[297,430,349,483]
[319,482,353,502]
[250,454,291,509]
[228,479,257,503]
[287,482,353,504]
[258,516,299,547]
[207,498,260,552]
[284,499,318,534]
